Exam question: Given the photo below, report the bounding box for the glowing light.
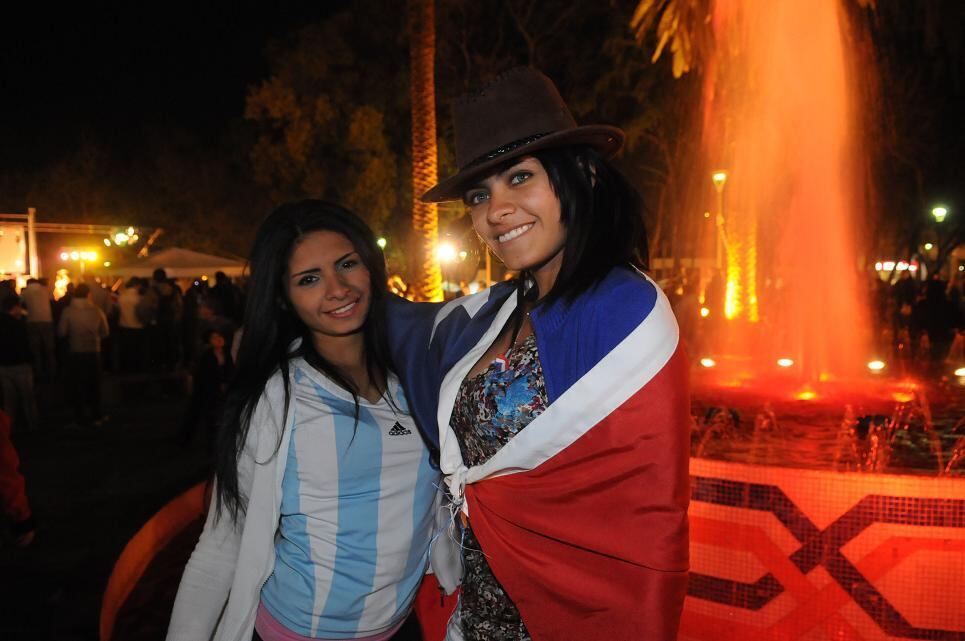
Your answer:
[114,232,129,245]
[923,242,933,251]
[796,389,817,401]
[130,234,138,242]
[70,251,79,260]
[931,206,948,223]
[959,265,965,272]
[711,171,728,190]
[435,242,457,263]
[882,261,895,271]
[467,282,480,294]
[874,261,882,270]
[777,358,794,368]
[201,275,208,281]
[867,360,885,372]
[80,251,97,261]
[704,211,711,219]
[126,226,135,235]
[699,358,717,368]
[700,307,710,318]
[892,391,915,403]
[954,367,965,377]
[60,252,69,260]
[103,238,112,247]
[376,237,387,249]
[458,250,468,260]
[54,269,70,300]
[103,261,111,267]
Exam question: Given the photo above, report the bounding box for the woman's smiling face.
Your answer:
[464,156,566,294]
[285,230,371,351]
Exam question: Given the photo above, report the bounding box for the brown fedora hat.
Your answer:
[421,66,624,203]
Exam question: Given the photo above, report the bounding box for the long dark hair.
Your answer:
[529,145,648,304]
[214,200,393,522]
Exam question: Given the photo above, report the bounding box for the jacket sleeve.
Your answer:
[384,295,445,452]
[165,390,276,641]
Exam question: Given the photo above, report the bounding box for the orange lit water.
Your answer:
[702,0,869,382]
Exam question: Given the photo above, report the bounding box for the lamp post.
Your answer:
[711,170,728,270]
[929,205,951,277]
[435,241,457,299]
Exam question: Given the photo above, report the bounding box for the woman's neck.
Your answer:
[530,248,564,299]
[311,332,383,403]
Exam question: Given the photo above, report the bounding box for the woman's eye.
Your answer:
[464,190,489,206]
[339,259,359,270]
[297,274,318,286]
[509,171,532,186]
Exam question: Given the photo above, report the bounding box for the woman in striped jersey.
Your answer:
[167,201,442,641]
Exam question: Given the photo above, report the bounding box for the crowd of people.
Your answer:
[872,270,965,376]
[0,268,246,433]
[662,266,965,378]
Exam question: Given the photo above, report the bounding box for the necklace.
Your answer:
[492,282,533,372]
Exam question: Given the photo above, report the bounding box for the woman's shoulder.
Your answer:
[571,267,658,324]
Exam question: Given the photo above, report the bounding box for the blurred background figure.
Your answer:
[57,284,110,428]
[0,296,39,432]
[116,277,148,373]
[144,269,184,372]
[178,329,233,453]
[20,278,56,380]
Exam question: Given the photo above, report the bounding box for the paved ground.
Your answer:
[0,374,209,641]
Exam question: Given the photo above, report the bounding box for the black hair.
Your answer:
[524,145,647,305]
[214,200,393,523]
[75,283,91,298]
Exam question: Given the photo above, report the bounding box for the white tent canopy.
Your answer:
[109,247,246,278]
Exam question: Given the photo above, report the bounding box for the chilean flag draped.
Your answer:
[434,277,690,641]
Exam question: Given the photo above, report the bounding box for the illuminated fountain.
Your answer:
[700,0,869,385]
[676,1,965,639]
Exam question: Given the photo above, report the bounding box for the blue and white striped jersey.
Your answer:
[259,361,438,639]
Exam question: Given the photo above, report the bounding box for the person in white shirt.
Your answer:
[20,278,56,378]
[167,201,447,641]
[116,278,147,372]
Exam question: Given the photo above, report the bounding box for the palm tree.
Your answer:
[630,0,713,78]
[408,0,443,302]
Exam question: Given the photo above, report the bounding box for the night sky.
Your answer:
[1,2,962,226]
[0,2,347,172]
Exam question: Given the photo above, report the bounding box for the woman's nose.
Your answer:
[486,187,515,224]
[323,271,350,299]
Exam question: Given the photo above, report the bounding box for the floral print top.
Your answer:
[450,333,548,641]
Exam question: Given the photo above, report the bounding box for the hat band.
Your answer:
[463,132,551,169]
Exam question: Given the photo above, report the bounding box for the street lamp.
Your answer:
[711,170,728,270]
[932,206,948,223]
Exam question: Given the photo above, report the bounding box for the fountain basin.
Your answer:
[683,457,965,640]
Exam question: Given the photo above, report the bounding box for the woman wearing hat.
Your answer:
[390,67,690,641]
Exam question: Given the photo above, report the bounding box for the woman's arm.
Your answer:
[165,392,271,641]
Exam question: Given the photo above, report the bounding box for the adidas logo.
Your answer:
[388,422,412,436]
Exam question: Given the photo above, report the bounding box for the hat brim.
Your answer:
[421,125,624,203]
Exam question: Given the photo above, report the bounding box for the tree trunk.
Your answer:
[409,0,442,301]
